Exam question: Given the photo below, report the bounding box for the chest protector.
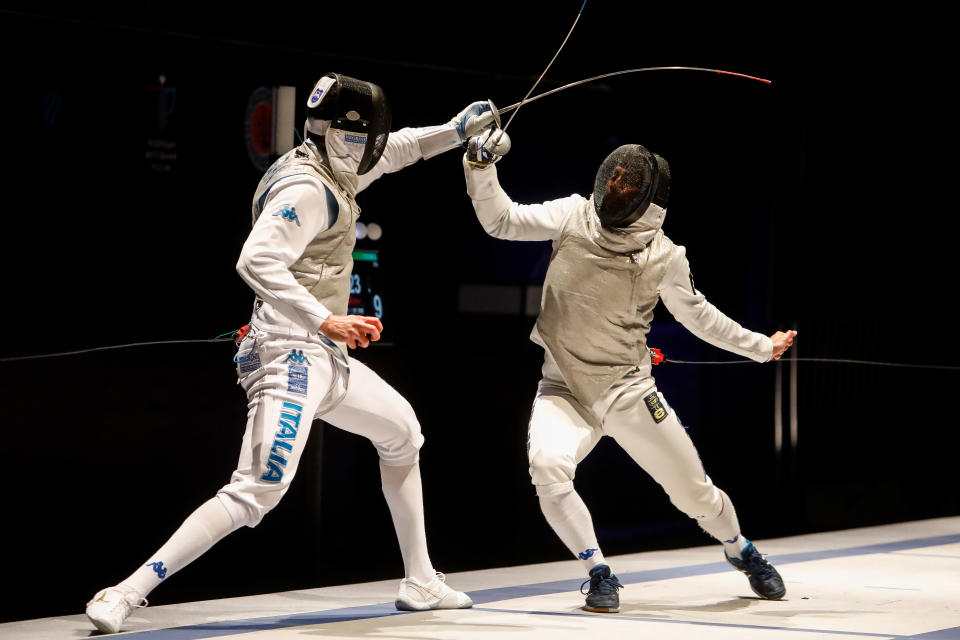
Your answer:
[251,140,360,317]
[535,202,677,409]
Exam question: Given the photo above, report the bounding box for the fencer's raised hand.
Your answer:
[320,314,383,349]
[466,129,512,167]
[770,330,798,360]
[449,100,497,142]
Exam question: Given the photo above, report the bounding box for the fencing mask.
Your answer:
[304,73,391,176]
[593,144,670,228]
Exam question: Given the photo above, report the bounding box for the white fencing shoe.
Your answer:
[85,585,147,634]
[395,572,473,611]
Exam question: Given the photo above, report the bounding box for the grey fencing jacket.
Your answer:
[464,157,773,409]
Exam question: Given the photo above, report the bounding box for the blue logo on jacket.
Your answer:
[273,205,301,226]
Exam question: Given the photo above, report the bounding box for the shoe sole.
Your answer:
[86,614,119,634]
[395,599,473,611]
[751,585,786,600]
[583,605,620,613]
[395,599,428,611]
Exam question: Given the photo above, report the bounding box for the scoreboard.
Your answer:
[348,249,387,332]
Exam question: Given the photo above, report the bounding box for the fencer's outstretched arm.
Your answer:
[462,157,577,241]
[236,179,337,334]
[356,127,453,192]
[658,247,775,362]
[356,101,501,192]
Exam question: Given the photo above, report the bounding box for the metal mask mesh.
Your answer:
[307,73,392,175]
[593,144,670,227]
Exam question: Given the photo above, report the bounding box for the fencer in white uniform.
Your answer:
[462,138,797,612]
[84,74,497,634]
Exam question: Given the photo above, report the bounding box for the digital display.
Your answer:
[348,249,386,322]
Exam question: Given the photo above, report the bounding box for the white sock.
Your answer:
[119,497,239,597]
[722,534,750,559]
[537,488,607,572]
[380,461,434,584]
[696,489,748,558]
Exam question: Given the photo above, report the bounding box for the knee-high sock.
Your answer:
[696,489,748,558]
[537,487,607,572]
[120,496,239,597]
[380,461,434,584]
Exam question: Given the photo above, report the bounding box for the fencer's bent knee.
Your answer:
[216,484,285,528]
[666,479,723,519]
[529,448,576,488]
[371,397,424,466]
[535,480,574,499]
[375,437,422,466]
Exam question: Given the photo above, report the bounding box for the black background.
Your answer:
[0,1,957,623]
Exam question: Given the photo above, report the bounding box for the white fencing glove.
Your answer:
[449,100,500,143]
[466,128,512,167]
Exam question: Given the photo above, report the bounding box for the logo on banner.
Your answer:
[245,86,274,172]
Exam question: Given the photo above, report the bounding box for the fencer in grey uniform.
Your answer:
[84,74,495,634]
[462,137,797,612]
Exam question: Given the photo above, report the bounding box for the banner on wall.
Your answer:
[245,86,296,172]
[145,75,177,173]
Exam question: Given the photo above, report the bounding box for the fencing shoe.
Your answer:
[85,585,147,634]
[395,572,473,611]
[582,564,623,613]
[725,541,786,600]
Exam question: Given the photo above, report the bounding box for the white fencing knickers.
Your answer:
[217,326,424,528]
[527,353,736,535]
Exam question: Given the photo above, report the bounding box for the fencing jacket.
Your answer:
[236,126,455,343]
[464,157,773,409]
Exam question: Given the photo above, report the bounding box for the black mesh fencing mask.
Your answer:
[593,144,671,228]
[306,73,392,175]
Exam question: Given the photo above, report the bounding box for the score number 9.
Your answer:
[351,274,383,318]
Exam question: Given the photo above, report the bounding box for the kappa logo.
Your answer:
[273,205,301,226]
[643,392,668,424]
[147,561,168,579]
[282,349,310,365]
[578,548,599,560]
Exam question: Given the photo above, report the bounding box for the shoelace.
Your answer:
[743,551,776,579]
[88,590,148,610]
[120,593,149,611]
[580,574,624,596]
